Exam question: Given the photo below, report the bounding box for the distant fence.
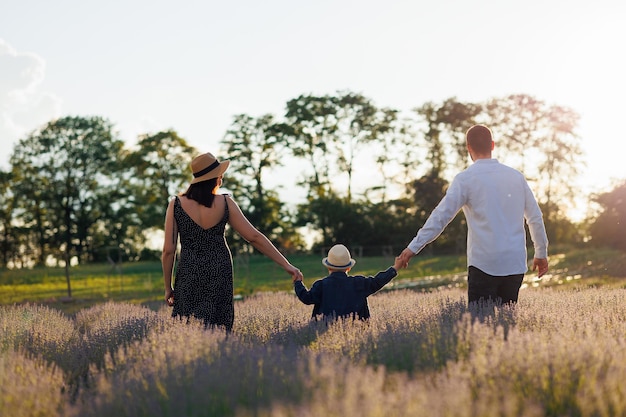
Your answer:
[318,245,397,258]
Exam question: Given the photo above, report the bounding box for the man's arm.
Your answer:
[403,177,465,264]
[524,181,549,277]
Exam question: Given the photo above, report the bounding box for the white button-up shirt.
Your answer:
[407,159,548,276]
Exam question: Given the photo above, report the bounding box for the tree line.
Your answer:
[1,91,624,278]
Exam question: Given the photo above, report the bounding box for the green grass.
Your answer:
[1,246,624,315]
[0,265,164,315]
[0,253,465,314]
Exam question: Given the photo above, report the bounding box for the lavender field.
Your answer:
[1,287,625,417]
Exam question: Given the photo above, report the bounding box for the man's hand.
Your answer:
[398,248,416,268]
[392,256,405,271]
[532,257,548,278]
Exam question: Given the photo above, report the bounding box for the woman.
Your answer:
[162,152,302,331]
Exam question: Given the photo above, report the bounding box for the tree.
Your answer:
[483,94,583,242]
[359,196,418,254]
[296,193,372,250]
[332,92,385,202]
[535,104,583,229]
[124,130,197,230]
[589,181,626,251]
[222,113,301,251]
[9,135,55,266]
[284,92,407,245]
[364,107,401,203]
[9,116,125,298]
[283,93,339,199]
[414,101,447,179]
[416,98,482,175]
[407,99,480,255]
[0,169,16,268]
[484,94,545,173]
[284,91,394,201]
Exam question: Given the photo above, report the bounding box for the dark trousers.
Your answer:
[467,266,524,306]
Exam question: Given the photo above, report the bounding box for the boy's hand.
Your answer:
[393,256,405,271]
[398,248,415,268]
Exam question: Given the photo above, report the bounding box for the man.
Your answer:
[399,124,549,305]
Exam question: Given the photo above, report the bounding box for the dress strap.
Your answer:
[223,194,229,216]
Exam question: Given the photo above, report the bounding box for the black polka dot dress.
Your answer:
[172,195,234,330]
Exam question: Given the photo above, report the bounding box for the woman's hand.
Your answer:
[286,265,303,282]
[165,288,175,306]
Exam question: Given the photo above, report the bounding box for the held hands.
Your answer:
[398,248,416,269]
[286,264,303,282]
[392,256,405,272]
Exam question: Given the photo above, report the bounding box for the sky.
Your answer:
[1,0,625,221]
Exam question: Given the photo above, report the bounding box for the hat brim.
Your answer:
[322,257,356,270]
[190,160,230,184]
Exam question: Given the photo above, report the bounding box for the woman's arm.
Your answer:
[161,198,177,306]
[226,195,302,280]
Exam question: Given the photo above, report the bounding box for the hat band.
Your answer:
[326,260,352,268]
[193,160,220,178]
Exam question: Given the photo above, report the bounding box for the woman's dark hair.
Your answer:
[183,178,219,208]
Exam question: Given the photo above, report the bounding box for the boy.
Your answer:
[294,244,403,320]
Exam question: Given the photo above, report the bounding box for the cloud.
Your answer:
[0,40,45,95]
[0,39,62,168]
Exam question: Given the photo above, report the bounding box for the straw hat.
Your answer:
[322,244,356,270]
[190,152,230,184]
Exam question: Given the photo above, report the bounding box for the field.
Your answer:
[1,247,625,416]
[0,252,471,315]
[1,246,624,315]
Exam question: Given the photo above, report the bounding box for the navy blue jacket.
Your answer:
[294,267,397,320]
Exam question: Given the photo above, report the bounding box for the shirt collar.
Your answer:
[473,158,498,164]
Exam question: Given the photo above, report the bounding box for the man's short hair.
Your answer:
[466,124,493,154]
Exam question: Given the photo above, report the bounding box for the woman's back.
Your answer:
[178,194,226,230]
[172,195,234,330]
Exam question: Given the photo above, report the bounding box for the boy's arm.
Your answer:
[294,280,322,305]
[365,257,403,294]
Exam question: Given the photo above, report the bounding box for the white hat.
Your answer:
[322,244,356,270]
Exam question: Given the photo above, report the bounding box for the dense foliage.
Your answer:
[2,287,625,416]
[1,91,622,276]
[589,180,626,251]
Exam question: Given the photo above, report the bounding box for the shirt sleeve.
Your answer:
[294,280,322,305]
[407,176,466,254]
[523,181,549,259]
[363,267,398,295]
